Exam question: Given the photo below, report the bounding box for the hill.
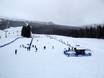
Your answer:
[0,18,80,36]
[0,27,104,78]
[0,17,104,39]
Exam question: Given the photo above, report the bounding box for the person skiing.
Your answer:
[32,45,34,47]
[68,47,70,51]
[35,45,38,52]
[15,49,17,55]
[35,47,38,52]
[20,45,21,48]
[27,47,30,51]
[52,46,54,49]
[44,46,46,50]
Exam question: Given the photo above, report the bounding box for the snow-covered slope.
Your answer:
[0,30,5,38]
[0,27,104,78]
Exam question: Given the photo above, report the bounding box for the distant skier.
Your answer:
[44,46,46,50]
[22,44,24,48]
[35,45,38,52]
[32,45,34,47]
[27,47,30,51]
[24,46,27,49]
[35,47,38,52]
[20,45,21,48]
[15,49,17,55]
[68,47,70,51]
[74,48,85,55]
[52,46,54,49]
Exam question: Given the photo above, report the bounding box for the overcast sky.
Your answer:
[0,0,104,26]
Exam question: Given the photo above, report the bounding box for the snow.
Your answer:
[0,27,104,78]
[0,30,5,38]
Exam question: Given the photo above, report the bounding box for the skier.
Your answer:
[27,47,30,51]
[52,46,54,49]
[35,45,38,52]
[44,46,46,50]
[20,45,21,48]
[22,44,24,48]
[32,45,34,47]
[68,47,70,51]
[15,49,17,55]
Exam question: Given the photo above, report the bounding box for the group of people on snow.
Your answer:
[15,44,55,55]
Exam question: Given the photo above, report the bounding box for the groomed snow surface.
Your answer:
[0,27,104,78]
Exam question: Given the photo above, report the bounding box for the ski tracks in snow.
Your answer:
[0,37,21,48]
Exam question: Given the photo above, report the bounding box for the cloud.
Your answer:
[0,0,104,26]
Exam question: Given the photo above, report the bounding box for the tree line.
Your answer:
[20,24,104,39]
[69,25,104,39]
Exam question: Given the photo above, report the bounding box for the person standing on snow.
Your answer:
[44,46,46,50]
[15,49,17,55]
[35,45,38,52]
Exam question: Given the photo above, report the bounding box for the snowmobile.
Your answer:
[64,47,92,57]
